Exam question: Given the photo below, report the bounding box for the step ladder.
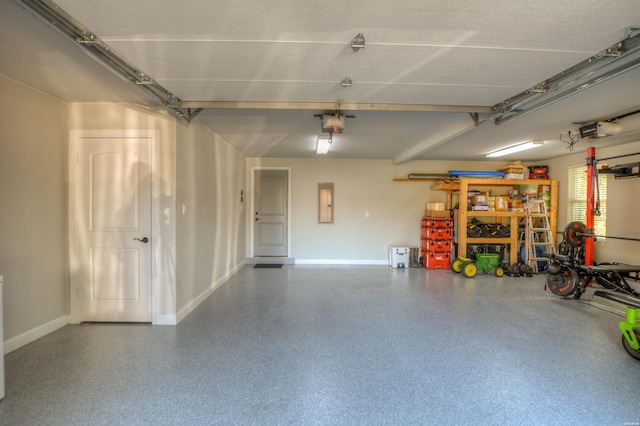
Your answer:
[524,198,555,273]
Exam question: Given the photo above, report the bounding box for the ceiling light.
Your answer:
[351,33,365,51]
[340,77,352,87]
[317,135,332,155]
[486,140,544,158]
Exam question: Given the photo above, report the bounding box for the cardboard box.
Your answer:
[472,205,489,211]
[509,198,524,208]
[504,173,524,180]
[471,195,487,205]
[527,202,541,213]
[424,209,451,218]
[495,196,509,211]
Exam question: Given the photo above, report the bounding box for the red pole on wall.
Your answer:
[585,146,595,266]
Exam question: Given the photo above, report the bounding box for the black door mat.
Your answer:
[253,264,284,269]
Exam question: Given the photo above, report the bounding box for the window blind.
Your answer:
[567,165,606,237]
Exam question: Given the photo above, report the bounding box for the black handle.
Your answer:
[134,237,149,243]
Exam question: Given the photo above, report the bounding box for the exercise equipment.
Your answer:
[544,222,640,360]
[548,146,640,360]
[563,221,590,247]
[544,220,640,299]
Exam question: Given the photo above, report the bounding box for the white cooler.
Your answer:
[388,246,409,268]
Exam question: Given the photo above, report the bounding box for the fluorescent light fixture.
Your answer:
[317,135,332,154]
[486,140,544,158]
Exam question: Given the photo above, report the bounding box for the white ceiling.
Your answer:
[3,0,640,162]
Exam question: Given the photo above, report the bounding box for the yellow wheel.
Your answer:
[495,267,504,277]
[451,258,463,273]
[462,262,477,278]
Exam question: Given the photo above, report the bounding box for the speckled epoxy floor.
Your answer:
[1,265,639,425]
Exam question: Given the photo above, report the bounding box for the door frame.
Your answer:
[250,167,291,258]
[68,130,160,324]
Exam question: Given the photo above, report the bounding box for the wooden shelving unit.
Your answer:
[431,178,558,264]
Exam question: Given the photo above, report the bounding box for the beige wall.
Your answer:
[0,75,69,342]
[175,119,247,319]
[546,140,640,264]
[246,157,508,262]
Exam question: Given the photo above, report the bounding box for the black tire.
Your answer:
[621,329,640,361]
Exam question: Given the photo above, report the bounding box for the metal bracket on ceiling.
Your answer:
[526,83,548,94]
[469,113,479,127]
[487,28,640,126]
[351,33,365,52]
[75,32,102,46]
[187,108,203,121]
[18,0,196,123]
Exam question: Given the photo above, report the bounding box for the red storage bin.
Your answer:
[424,251,451,269]
[422,239,451,252]
[422,217,453,228]
[423,226,453,240]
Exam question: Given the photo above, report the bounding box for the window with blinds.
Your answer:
[567,165,607,237]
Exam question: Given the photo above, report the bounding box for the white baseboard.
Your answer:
[295,259,389,265]
[175,259,246,324]
[4,314,70,355]
[153,314,177,325]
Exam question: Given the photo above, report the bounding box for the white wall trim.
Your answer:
[154,315,177,326]
[175,260,247,324]
[4,315,70,355]
[295,259,389,265]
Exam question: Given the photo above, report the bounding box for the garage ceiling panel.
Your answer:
[3,0,639,161]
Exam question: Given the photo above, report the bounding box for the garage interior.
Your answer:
[1,0,640,424]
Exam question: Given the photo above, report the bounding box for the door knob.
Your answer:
[134,237,149,243]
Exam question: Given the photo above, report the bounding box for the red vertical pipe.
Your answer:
[585,146,595,266]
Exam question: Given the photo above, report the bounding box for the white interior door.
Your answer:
[74,135,152,322]
[254,169,289,257]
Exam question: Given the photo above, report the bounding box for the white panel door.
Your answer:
[254,169,288,257]
[75,136,152,322]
